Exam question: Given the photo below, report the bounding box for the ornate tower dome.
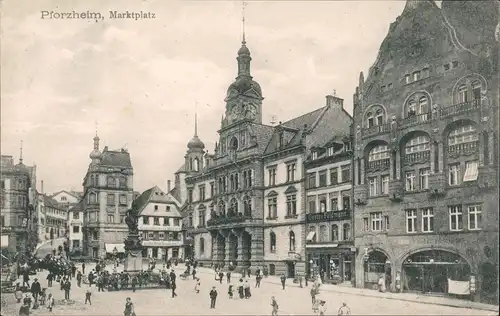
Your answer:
[89,133,102,161]
[187,113,205,150]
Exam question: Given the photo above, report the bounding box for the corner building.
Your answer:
[351,0,499,303]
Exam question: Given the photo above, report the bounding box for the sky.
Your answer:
[1,0,435,194]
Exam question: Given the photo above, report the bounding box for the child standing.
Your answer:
[46,293,54,312]
[271,296,279,316]
[227,283,233,299]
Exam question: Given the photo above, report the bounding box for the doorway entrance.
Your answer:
[286,261,296,278]
[364,250,390,289]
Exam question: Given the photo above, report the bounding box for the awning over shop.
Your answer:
[105,243,125,253]
[306,232,316,242]
[306,243,339,249]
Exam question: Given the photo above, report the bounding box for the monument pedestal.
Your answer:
[124,234,143,273]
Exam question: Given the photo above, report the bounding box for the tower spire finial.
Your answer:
[95,120,99,137]
[19,140,23,164]
[242,1,247,44]
[194,108,198,137]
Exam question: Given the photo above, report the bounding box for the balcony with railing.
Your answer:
[206,214,253,227]
[447,141,478,158]
[401,112,431,127]
[362,123,392,137]
[440,99,480,118]
[403,151,430,165]
[366,158,390,172]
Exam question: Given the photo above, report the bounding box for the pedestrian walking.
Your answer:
[337,302,351,315]
[218,271,224,284]
[131,276,138,292]
[171,281,177,298]
[123,297,135,316]
[227,283,233,299]
[30,279,41,303]
[64,280,71,300]
[15,283,23,303]
[226,271,231,283]
[46,293,54,312]
[244,280,251,298]
[82,263,86,275]
[280,274,286,290]
[195,278,201,294]
[76,271,82,287]
[85,289,92,305]
[318,300,327,316]
[192,268,197,280]
[209,286,217,309]
[19,302,30,316]
[255,274,262,288]
[271,296,279,316]
[46,273,54,288]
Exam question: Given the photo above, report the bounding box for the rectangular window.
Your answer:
[405,74,411,84]
[268,197,277,218]
[154,217,160,225]
[173,218,180,226]
[413,71,421,82]
[341,165,351,183]
[72,226,80,233]
[311,152,318,160]
[286,164,296,182]
[330,197,338,211]
[319,197,327,213]
[384,216,390,231]
[381,175,389,195]
[371,213,382,231]
[342,195,350,210]
[449,205,463,231]
[159,232,165,240]
[468,205,482,230]
[330,168,338,185]
[363,217,369,231]
[463,161,479,182]
[286,195,297,216]
[319,171,327,187]
[107,214,114,223]
[154,205,159,211]
[308,199,316,214]
[308,173,316,189]
[188,189,193,203]
[73,212,80,220]
[422,208,434,233]
[327,147,334,156]
[405,171,416,191]
[107,194,115,206]
[120,215,126,223]
[143,216,149,225]
[419,168,430,190]
[406,209,417,233]
[368,177,378,196]
[119,194,127,205]
[163,217,169,226]
[0,215,4,227]
[199,186,206,201]
[210,182,215,197]
[422,67,430,78]
[449,164,461,186]
[268,168,277,186]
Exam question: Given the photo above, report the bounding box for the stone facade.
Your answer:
[351,0,499,303]
[81,134,135,259]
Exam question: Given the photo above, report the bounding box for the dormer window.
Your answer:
[327,147,334,156]
[405,74,411,84]
[312,151,318,160]
[278,131,284,148]
[413,71,421,82]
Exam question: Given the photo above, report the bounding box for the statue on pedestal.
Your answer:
[123,207,143,272]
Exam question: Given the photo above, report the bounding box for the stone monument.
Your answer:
[123,207,143,272]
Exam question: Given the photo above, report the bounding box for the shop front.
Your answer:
[306,244,355,285]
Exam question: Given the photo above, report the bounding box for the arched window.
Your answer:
[368,145,390,161]
[218,200,226,216]
[458,84,468,103]
[448,124,478,146]
[407,99,417,116]
[89,192,97,204]
[230,174,234,191]
[289,231,296,251]
[375,109,384,125]
[107,176,114,187]
[209,203,215,217]
[243,196,252,216]
[319,225,328,242]
[418,96,428,114]
[331,224,339,242]
[405,135,430,154]
[366,112,374,128]
[230,137,239,151]
[119,177,127,188]
[270,232,276,253]
[343,223,351,241]
[193,158,199,172]
[229,198,238,217]
[472,81,482,101]
[199,237,205,254]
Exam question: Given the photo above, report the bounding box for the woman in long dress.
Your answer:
[124,297,135,316]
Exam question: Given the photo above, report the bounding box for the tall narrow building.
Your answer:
[81,133,135,258]
[351,0,498,303]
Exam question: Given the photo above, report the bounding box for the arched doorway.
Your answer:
[363,250,391,290]
[228,233,238,264]
[217,234,226,263]
[402,250,470,294]
[480,262,498,304]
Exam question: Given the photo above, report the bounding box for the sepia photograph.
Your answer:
[0,0,499,315]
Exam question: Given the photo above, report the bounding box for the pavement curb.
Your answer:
[192,267,499,313]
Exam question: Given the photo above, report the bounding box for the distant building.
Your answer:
[81,133,134,259]
[50,190,82,210]
[0,154,37,258]
[134,186,184,261]
[67,202,84,253]
[43,195,68,240]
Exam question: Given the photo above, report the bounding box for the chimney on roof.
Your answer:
[326,94,344,109]
[167,180,171,192]
[41,180,44,194]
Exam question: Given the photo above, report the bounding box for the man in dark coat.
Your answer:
[171,281,177,298]
[30,278,41,302]
[169,270,176,284]
[209,286,218,309]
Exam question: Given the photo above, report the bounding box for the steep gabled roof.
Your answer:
[99,149,132,168]
[68,201,83,212]
[305,104,352,150]
[43,195,64,209]
[133,186,178,215]
[50,190,81,199]
[248,123,275,154]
